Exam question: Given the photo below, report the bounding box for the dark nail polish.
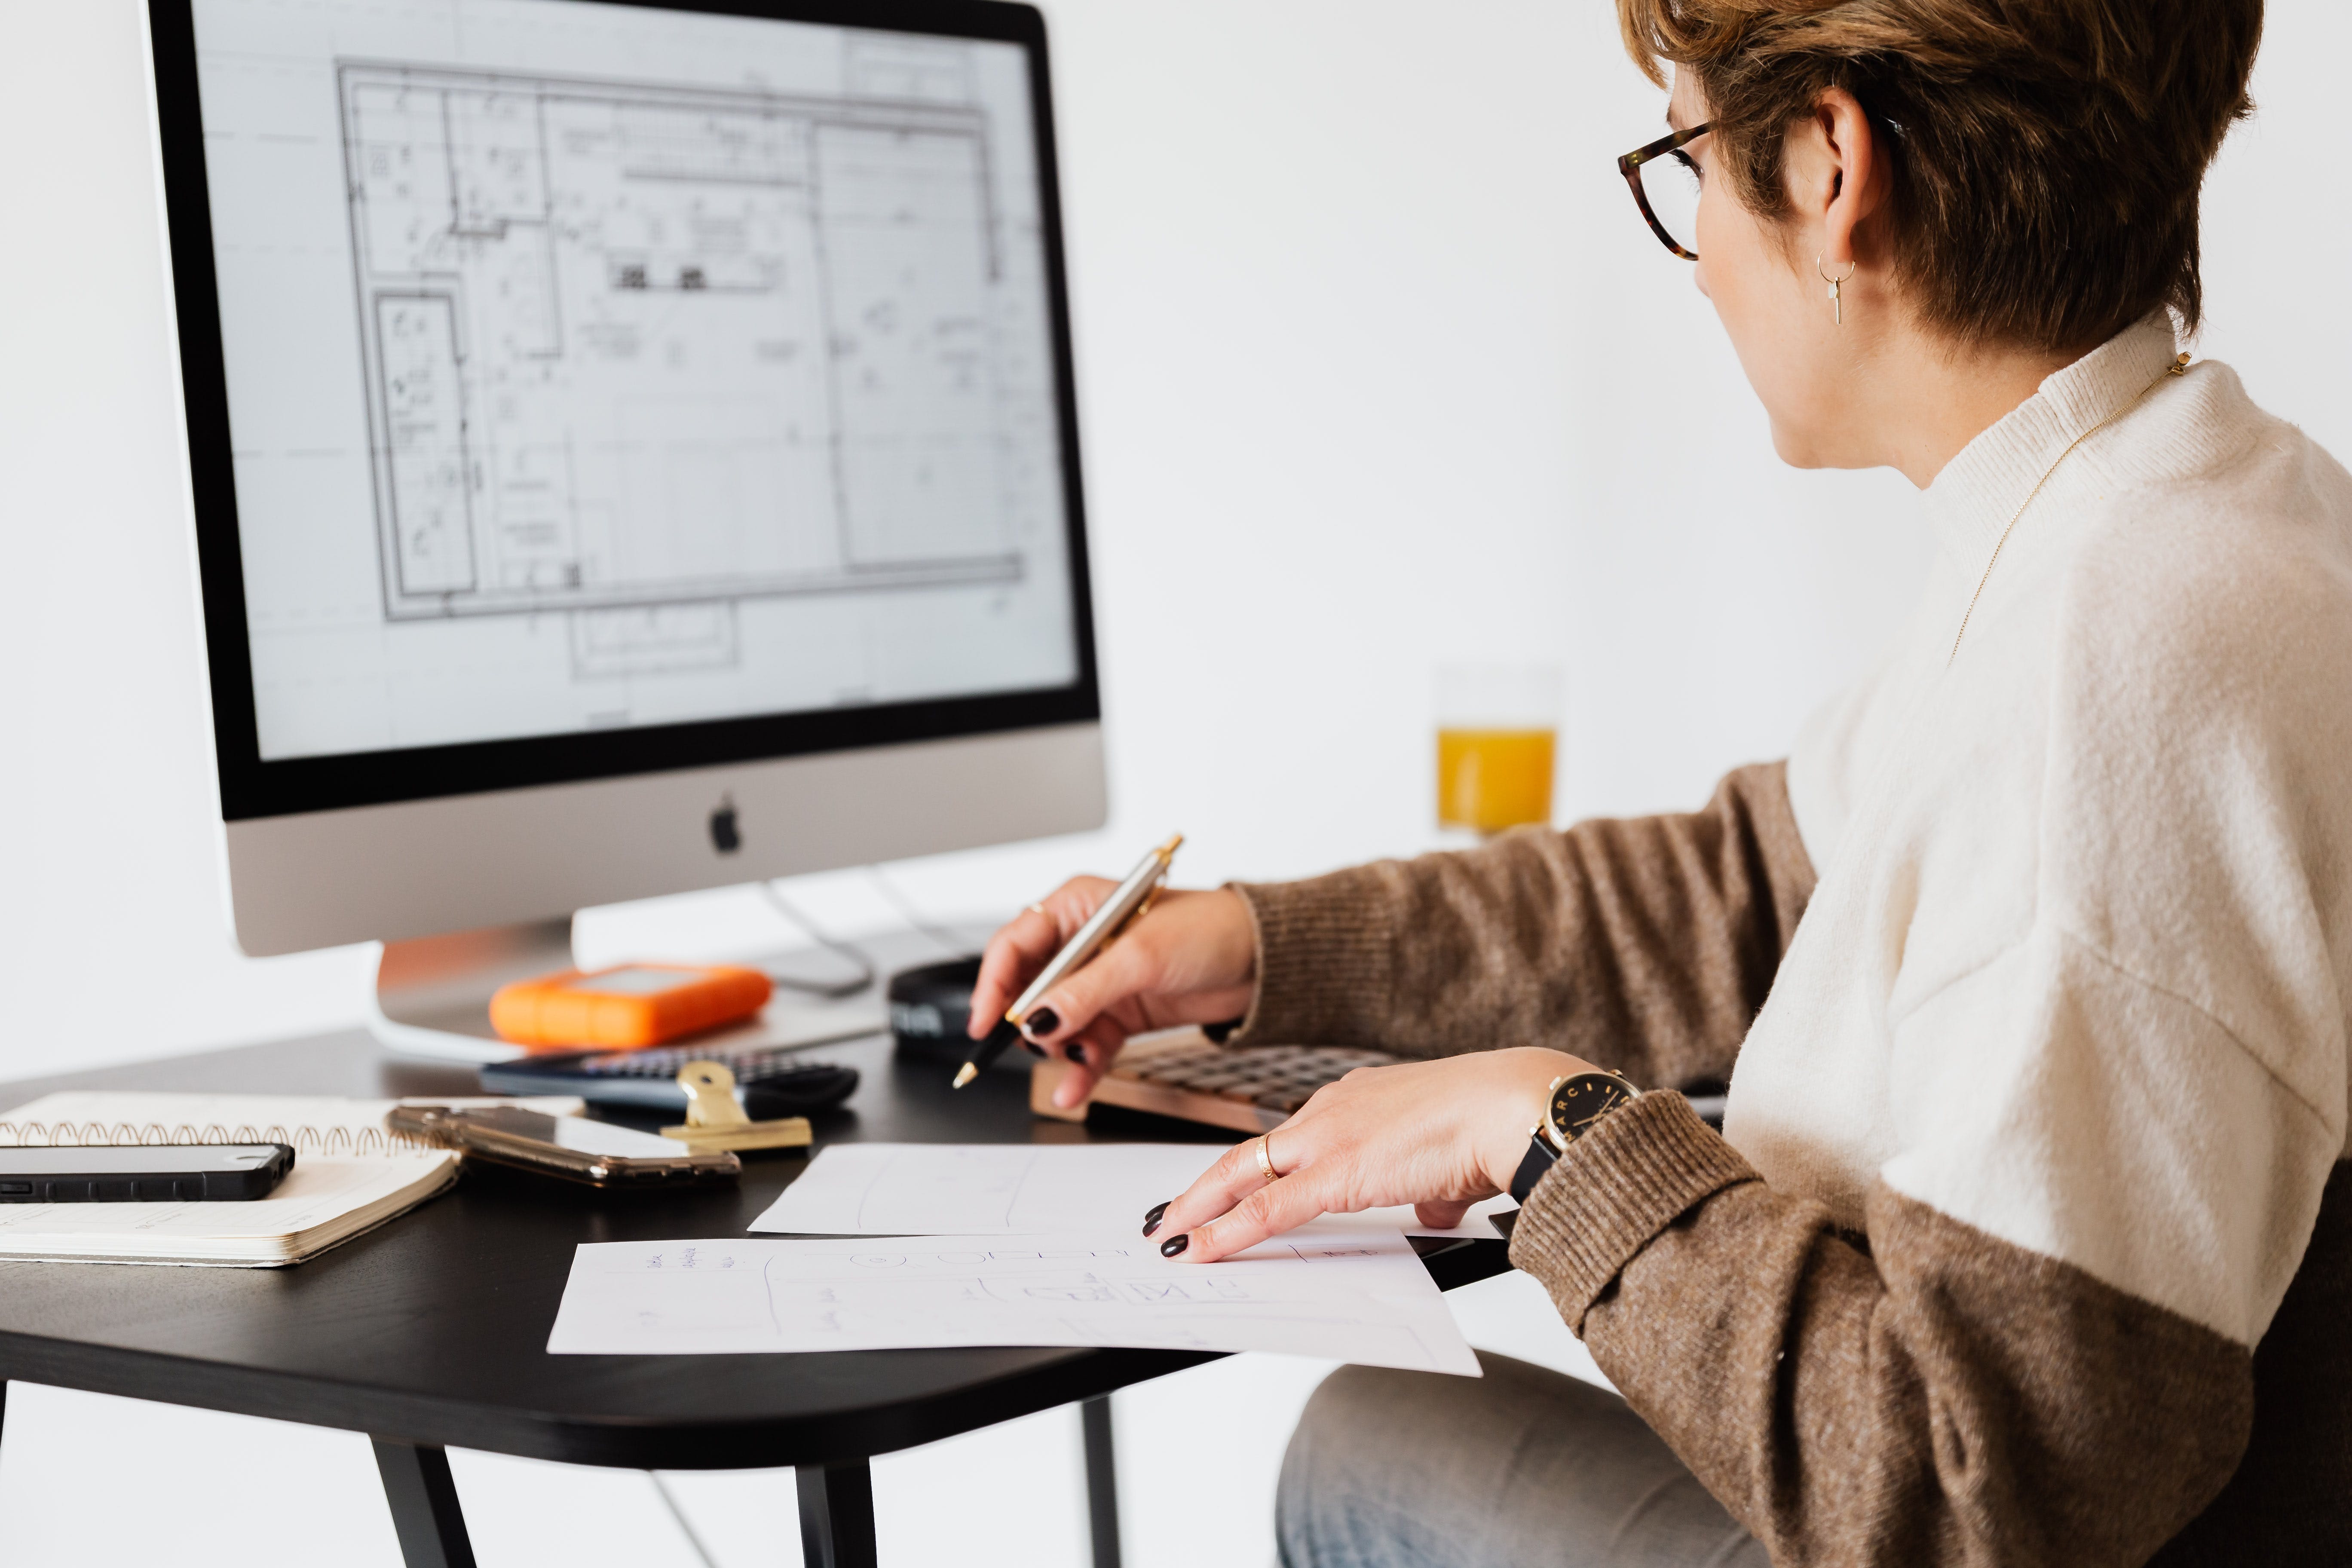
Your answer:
[1025,1007,1062,1039]
[1142,1200,1169,1237]
[1064,1042,1086,1063]
[1160,1234,1189,1257]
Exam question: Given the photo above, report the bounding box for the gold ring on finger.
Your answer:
[1255,1134,1278,1182]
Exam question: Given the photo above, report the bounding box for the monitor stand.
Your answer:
[365,917,944,1063]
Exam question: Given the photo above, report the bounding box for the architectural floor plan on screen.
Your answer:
[340,58,1037,663]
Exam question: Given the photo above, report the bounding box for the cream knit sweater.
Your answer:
[1229,315,2352,1562]
[1746,316,2352,1347]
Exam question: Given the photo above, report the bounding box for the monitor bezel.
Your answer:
[149,0,1100,823]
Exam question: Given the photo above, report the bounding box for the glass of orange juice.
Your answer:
[1437,665,1559,836]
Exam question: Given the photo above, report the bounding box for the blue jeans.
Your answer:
[1277,1352,1769,1568]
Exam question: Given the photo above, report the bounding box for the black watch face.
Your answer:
[1549,1074,1635,1144]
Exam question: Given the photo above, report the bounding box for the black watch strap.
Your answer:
[1509,1133,1558,1205]
[1508,1071,1642,1206]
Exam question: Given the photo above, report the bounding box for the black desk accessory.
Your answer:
[886,954,987,1057]
[0,1142,294,1202]
[478,1042,859,1120]
[891,956,1035,1097]
[0,1028,1508,1568]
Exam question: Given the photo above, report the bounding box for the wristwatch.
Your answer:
[1508,1070,1641,1204]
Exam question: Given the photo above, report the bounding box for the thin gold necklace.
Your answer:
[1948,351,2191,663]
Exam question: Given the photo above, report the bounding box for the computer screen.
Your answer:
[162,0,1094,817]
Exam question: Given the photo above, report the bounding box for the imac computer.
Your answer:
[149,0,1104,1058]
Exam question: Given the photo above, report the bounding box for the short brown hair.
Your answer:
[1618,0,2263,353]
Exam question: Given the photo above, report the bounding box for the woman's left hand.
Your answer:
[1146,1046,1599,1263]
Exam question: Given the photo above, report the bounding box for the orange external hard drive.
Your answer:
[488,964,772,1051]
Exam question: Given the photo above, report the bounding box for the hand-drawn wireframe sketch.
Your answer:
[545,1229,1485,1375]
[337,57,1036,633]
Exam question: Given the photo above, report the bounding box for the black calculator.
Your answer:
[480,1043,859,1121]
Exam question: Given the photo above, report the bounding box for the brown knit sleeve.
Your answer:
[1509,1093,2257,1567]
[1224,760,1816,1090]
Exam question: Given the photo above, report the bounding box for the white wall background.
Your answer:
[1,3,2345,1565]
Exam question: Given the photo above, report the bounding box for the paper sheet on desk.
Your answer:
[750,1143,1516,1240]
[545,1227,1482,1375]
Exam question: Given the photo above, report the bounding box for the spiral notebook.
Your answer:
[0,1090,580,1267]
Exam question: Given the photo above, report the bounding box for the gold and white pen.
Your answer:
[952,833,1185,1089]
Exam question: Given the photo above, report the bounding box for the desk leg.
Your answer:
[372,1438,478,1568]
[1082,1394,1123,1568]
[796,1459,878,1568]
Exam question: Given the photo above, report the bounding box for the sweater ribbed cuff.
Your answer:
[1507,1090,1757,1332]
[1227,871,1397,1047]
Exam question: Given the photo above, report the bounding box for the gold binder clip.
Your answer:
[658,1062,813,1154]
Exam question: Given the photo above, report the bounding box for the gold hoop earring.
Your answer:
[1817,254,1858,325]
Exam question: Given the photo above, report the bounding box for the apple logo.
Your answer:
[709,795,742,855]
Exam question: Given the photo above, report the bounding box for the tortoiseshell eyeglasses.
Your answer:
[1619,122,1711,261]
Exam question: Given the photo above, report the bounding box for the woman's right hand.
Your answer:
[969,880,1258,1109]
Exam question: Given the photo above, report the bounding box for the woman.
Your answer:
[976,1,2351,1562]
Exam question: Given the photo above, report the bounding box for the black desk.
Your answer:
[0,1029,1508,1567]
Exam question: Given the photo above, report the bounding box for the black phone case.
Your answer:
[0,1145,296,1203]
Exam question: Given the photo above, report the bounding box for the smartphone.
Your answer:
[386,1106,739,1189]
[0,1144,295,1202]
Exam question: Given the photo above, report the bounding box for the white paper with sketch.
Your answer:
[545,1227,1482,1375]
[750,1143,1515,1240]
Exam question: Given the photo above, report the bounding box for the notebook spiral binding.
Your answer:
[0,1121,435,1156]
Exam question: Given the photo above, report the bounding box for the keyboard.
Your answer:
[1030,1032,1730,1133]
[1031,1033,1400,1133]
[480,1043,859,1121]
